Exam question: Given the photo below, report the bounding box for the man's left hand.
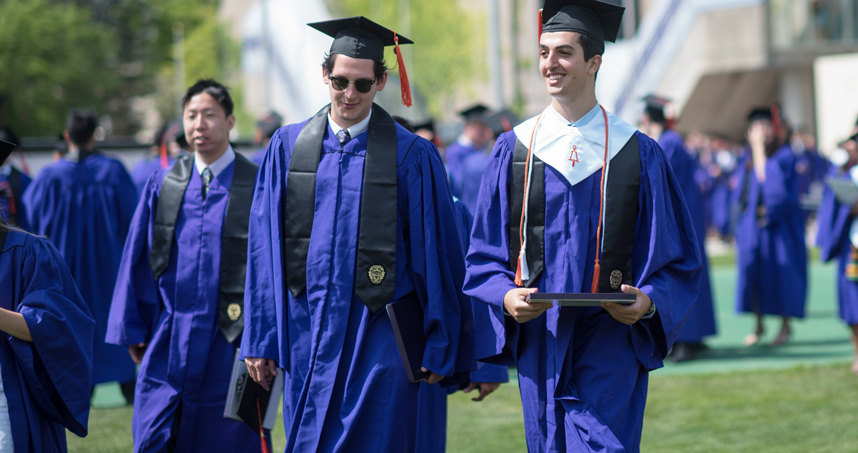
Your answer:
[601,284,653,325]
[463,382,501,401]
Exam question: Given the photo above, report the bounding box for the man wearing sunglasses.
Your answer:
[242,16,480,452]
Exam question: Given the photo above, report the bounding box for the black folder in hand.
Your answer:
[386,295,430,383]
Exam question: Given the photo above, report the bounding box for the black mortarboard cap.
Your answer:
[486,109,521,137]
[256,111,283,139]
[849,130,858,143]
[541,0,625,50]
[413,119,435,133]
[0,139,16,166]
[642,94,670,124]
[308,16,413,63]
[459,104,490,123]
[747,107,773,122]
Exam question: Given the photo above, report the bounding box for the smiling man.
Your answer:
[241,16,477,452]
[463,0,702,451]
[106,79,264,452]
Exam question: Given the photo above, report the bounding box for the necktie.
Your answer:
[336,129,351,147]
[201,167,213,199]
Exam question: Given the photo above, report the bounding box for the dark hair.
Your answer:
[66,109,98,146]
[322,53,388,81]
[577,32,603,63]
[181,79,234,117]
[392,115,414,132]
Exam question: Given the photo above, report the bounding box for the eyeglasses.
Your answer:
[328,76,376,93]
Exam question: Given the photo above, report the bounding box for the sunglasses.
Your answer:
[328,76,376,93]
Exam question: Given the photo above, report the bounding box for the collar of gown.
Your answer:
[513,103,637,188]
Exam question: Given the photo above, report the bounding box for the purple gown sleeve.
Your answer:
[760,148,800,226]
[401,142,477,377]
[11,237,94,437]
[463,135,521,364]
[815,169,853,263]
[240,132,288,366]
[106,173,163,346]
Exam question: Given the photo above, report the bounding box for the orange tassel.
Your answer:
[514,259,523,287]
[393,32,412,107]
[771,104,781,140]
[591,261,600,293]
[538,9,543,41]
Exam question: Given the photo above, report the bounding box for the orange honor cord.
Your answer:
[591,106,610,293]
[257,398,271,453]
[515,113,544,287]
[393,32,412,107]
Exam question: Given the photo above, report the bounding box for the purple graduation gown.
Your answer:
[659,131,717,343]
[416,198,510,452]
[240,118,477,452]
[106,162,265,452]
[815,167,858,325]
[0,230,94,452]
[130,156,175,197]
[733,146,807,318]
[464,129,701,452]
[0,167,31,232]
[22,154,137,386]
[446,139,487,207]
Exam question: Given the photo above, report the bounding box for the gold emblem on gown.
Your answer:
[227,303,242,321]
[368,265,386,286]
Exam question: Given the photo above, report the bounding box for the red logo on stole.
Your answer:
[568,144,579,167]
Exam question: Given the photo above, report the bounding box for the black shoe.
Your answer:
[669,342,695,363]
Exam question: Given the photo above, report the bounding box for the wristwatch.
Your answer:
[640,301,657,320]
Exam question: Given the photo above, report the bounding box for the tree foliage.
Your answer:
[0,0,119,136]
[337,0,487,117]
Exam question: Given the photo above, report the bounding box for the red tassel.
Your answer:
[257,398,270,453]
[591,261,600,293]
[514,259,523,287]
[160,142,169,169]
[393,32,412,107]
[538,9,543,42]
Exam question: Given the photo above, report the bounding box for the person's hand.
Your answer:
[246,357,278,391]
[129,343,147,364]
[601,284,653,325]
[747,122,768,153]
[503,287,551,323]
[463,382,501,401]
[420,367,445,385]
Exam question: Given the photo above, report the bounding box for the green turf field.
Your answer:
[69,252,858,452]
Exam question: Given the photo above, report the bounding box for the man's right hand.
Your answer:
[129,343,147,364]
[503,287,551,323]
[245,357,278,391]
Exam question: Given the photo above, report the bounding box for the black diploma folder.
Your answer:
[386,295,430,383]
[224,350,282,431]
[526,292,636,306]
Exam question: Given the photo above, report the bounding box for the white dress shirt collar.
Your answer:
[194,145,235,177]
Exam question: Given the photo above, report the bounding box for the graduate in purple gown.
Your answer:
[733,107,807,347]
[464,2,701,451]
[242,17,477,452]
[107,80,266,452]
[815,132,858,374]
[22,109,137,400]
[251,111,283,165]
[0,141,94,452]
[446,105,494,206]
[129,121,185,196]
[0,127,31,232]
[641,96,716,362]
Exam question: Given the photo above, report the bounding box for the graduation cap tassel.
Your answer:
[160,142,169,169]
[256,398,271,453]
[538,9,544,41]
[393,32,412,107]
[771,104,782,141]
